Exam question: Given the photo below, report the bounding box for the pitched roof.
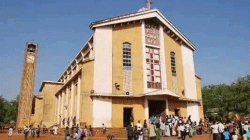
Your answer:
[90,8,197,51]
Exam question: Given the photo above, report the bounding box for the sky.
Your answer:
[0,0,249,101]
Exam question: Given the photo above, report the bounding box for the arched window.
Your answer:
[170,52,176,76]
[123,43,131,70]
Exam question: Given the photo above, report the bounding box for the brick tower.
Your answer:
[16,42,38,128]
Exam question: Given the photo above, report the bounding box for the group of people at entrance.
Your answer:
[65,124,92,140]
[209,120,250,140]
[148,114,202,140]
[127,114,203,140]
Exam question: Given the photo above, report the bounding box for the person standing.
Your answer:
[180,123,186,140]
[149,122,156,140]
[210,121,220,140]
[36,125,40,137]
[65,126,70,140]
[218,121,224,139]
[8,126,13,137]
[165,122,170,137]
[223,128,230,140]
[24,126,29,139]
[137,120,143,140]
[127,124,134,140]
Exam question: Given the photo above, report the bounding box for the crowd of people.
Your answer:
[65,124,93,140]
[127,114,204,140]
[209,120,250,140]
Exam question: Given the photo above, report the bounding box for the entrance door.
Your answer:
[148,100,166,119]
[123,108,132,127]
[175,109,180,117]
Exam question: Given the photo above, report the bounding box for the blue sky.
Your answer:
[0,0,249,101]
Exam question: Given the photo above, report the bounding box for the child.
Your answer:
[243,130,247,140]
[223,128,230,140]
[231,131,238,140]
[8,126,13,137]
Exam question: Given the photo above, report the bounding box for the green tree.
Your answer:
[202,75,250,119]
[0,95,7,123]
[3,96,19,124]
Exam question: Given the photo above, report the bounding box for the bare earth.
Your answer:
[0,133,213,140]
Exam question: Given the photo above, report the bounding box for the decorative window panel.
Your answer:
[145,21,160,46]
[146,47,162,89]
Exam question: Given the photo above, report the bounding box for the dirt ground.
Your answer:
[0,133,213,140]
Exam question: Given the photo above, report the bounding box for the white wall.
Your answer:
[187,103,199,123]
[93,26,112,94]
[181,44,197,100]
[92,26,113,127]
[92,97,112,127]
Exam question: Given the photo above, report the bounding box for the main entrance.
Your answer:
[123,107,133,127]
[148,100,166,118]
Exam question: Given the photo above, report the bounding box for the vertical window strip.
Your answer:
[170,52,176,76]
[123,43,131,70]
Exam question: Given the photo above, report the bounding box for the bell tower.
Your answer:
[16,42,38,128]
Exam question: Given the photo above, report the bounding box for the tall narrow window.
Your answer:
[123,43,131,70]
[146,47,161,89]
[170,52,176,76]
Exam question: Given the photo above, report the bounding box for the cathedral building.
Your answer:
[32,7,204,128]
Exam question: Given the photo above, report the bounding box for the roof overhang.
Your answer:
[90,9,196,51]
[90,88,180,98]
[39,81,64,92]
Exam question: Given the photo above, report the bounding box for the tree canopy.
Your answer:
[0,95,19,124]
[202,75,250,119]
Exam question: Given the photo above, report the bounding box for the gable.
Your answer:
[90,9,196,51]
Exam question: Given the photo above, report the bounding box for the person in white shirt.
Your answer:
[137,120,143,140]
[53,125,58,135]
[180,123,186,140]
[218,121,224,139]
[210,121,219,140]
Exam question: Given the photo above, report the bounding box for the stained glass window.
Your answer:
[146,47,161,89]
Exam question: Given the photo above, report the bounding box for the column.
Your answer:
[57,94,61,125]
[159,25,167,89]
[144,98,149,125]
[76,75,81,125]
[141,20,147,93]
[65,87,69,126]
[166,98,169,115]
[70,81,74,127]
[61,92,65,127]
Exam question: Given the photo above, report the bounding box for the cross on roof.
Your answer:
[145,0,153,9]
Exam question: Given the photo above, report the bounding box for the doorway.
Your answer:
[123,107,133,127]
[175,109,180,117]
[148,100,166,119]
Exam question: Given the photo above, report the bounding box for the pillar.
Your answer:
[65,86,69,126]
[61,92,65,127]
[70,81,74,127]
[76,75,81,125]
[57,94,61,125]
[144,98,149,125]
[166,98,169,115]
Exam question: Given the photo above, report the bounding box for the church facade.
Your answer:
[32,8,204,128]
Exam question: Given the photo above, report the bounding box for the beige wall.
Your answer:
[112,22,143,95]
[30,98,43,126]
[79,61,94,126]
[32,83,62,127]
[195,76,204,120]
[168,98,187,117]
[163,31,185,97]
[112,98,145,128]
